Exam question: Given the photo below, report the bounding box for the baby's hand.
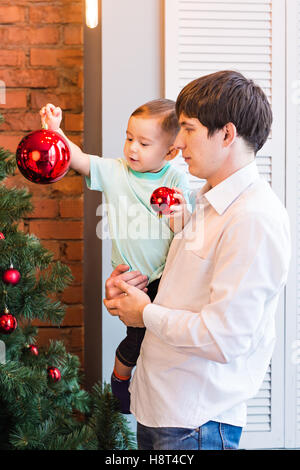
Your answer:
[39,103,62,131]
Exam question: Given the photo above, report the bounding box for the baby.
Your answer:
[40,99,192,413]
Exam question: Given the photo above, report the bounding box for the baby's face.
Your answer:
[123,116,172,173]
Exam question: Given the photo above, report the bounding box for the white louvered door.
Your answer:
[165,0,286,449]
[286,0,300,450]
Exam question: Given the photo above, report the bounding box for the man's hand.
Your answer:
[104,279,151,327]
[105,264,148,300]
[167,188,192,233]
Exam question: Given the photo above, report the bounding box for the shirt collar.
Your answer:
[128,161,170,179]
[197,160,260,215]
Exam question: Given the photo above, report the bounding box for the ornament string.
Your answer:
[41,119,48,130]
[2,288,8,314]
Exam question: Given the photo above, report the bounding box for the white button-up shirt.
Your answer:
[129,161,291,428]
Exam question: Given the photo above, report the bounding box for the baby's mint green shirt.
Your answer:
[85,155,192,283]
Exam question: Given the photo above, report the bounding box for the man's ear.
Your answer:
[223,122,237,147]
[165,145,179,161]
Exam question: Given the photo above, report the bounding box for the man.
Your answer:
[103,71,291,450]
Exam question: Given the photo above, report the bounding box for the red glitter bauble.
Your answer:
[150,187,179,216]
[0,233,5,240]
[0,309,17,335]
[16,129,71,184]
[47,366,61,383]
[28,344,39,356]
[2,267,21,286]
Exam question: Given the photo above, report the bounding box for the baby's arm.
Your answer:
[168,188,192,233]
[40,103,90,177]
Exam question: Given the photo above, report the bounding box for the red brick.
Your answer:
[29,220,83,240]
[41,240,60,260]
[30,48,83,67]
[37,326,84,353]
[0,26,60,46]
[51,175,83,196]
[64,241,83,261]
[77,70,83,88]
[60,68,82,88]
[69,133,83,147]
[32,26,61,45]
[63,25,83,45]
[1,111,40,132]
[61,285,83,304]
[30,4,83,24]
[0,6,26,23]
[67,262,83,285]
[30,90,82,111]
[2,90,27,109]
[65,113,83,132]
[59,197,83,218]
[0,50,26,67]
[0,134,23,152]
[29,198,59,219]
[0,69,58,88]
[5,173,84,200]
[5,173,56,198]
[63,305,84,326]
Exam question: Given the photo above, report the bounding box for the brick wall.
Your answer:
[0,1,85,365]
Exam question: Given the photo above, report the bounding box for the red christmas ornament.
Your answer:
[16,129,70,184]
[0,308,17,335]
[0,233,5,240]
[150,187,179,217]
[2,267,21,286]
[47,366,61,383]
[28,344,39,356]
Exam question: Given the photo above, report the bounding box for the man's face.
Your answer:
[174,114,226,184]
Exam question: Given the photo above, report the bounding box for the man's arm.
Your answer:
[105,213,291,363]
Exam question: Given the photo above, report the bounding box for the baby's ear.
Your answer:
[165,145,179,161]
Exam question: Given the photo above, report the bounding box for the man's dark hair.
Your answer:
[131,98,180,140]
[176,70,273,153]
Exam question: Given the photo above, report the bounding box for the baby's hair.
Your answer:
[131,98,180,140]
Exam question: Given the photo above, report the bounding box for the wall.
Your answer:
[0,1,85,364]
[101,0,163,385]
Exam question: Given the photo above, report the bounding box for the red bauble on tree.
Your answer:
[150,187,179,217]
[0,233,5,240]
[0,308,17,335]
[16,129,71,184]
[47,366,61,383]
[2,266,21,286]
[27,344,39,357]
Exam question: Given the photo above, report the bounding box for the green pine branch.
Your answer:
[0,147,16,183]
[87,382,137,450]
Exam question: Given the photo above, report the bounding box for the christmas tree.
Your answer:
[0,114,135,450]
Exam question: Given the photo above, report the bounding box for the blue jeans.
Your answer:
[137,421,242,450]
